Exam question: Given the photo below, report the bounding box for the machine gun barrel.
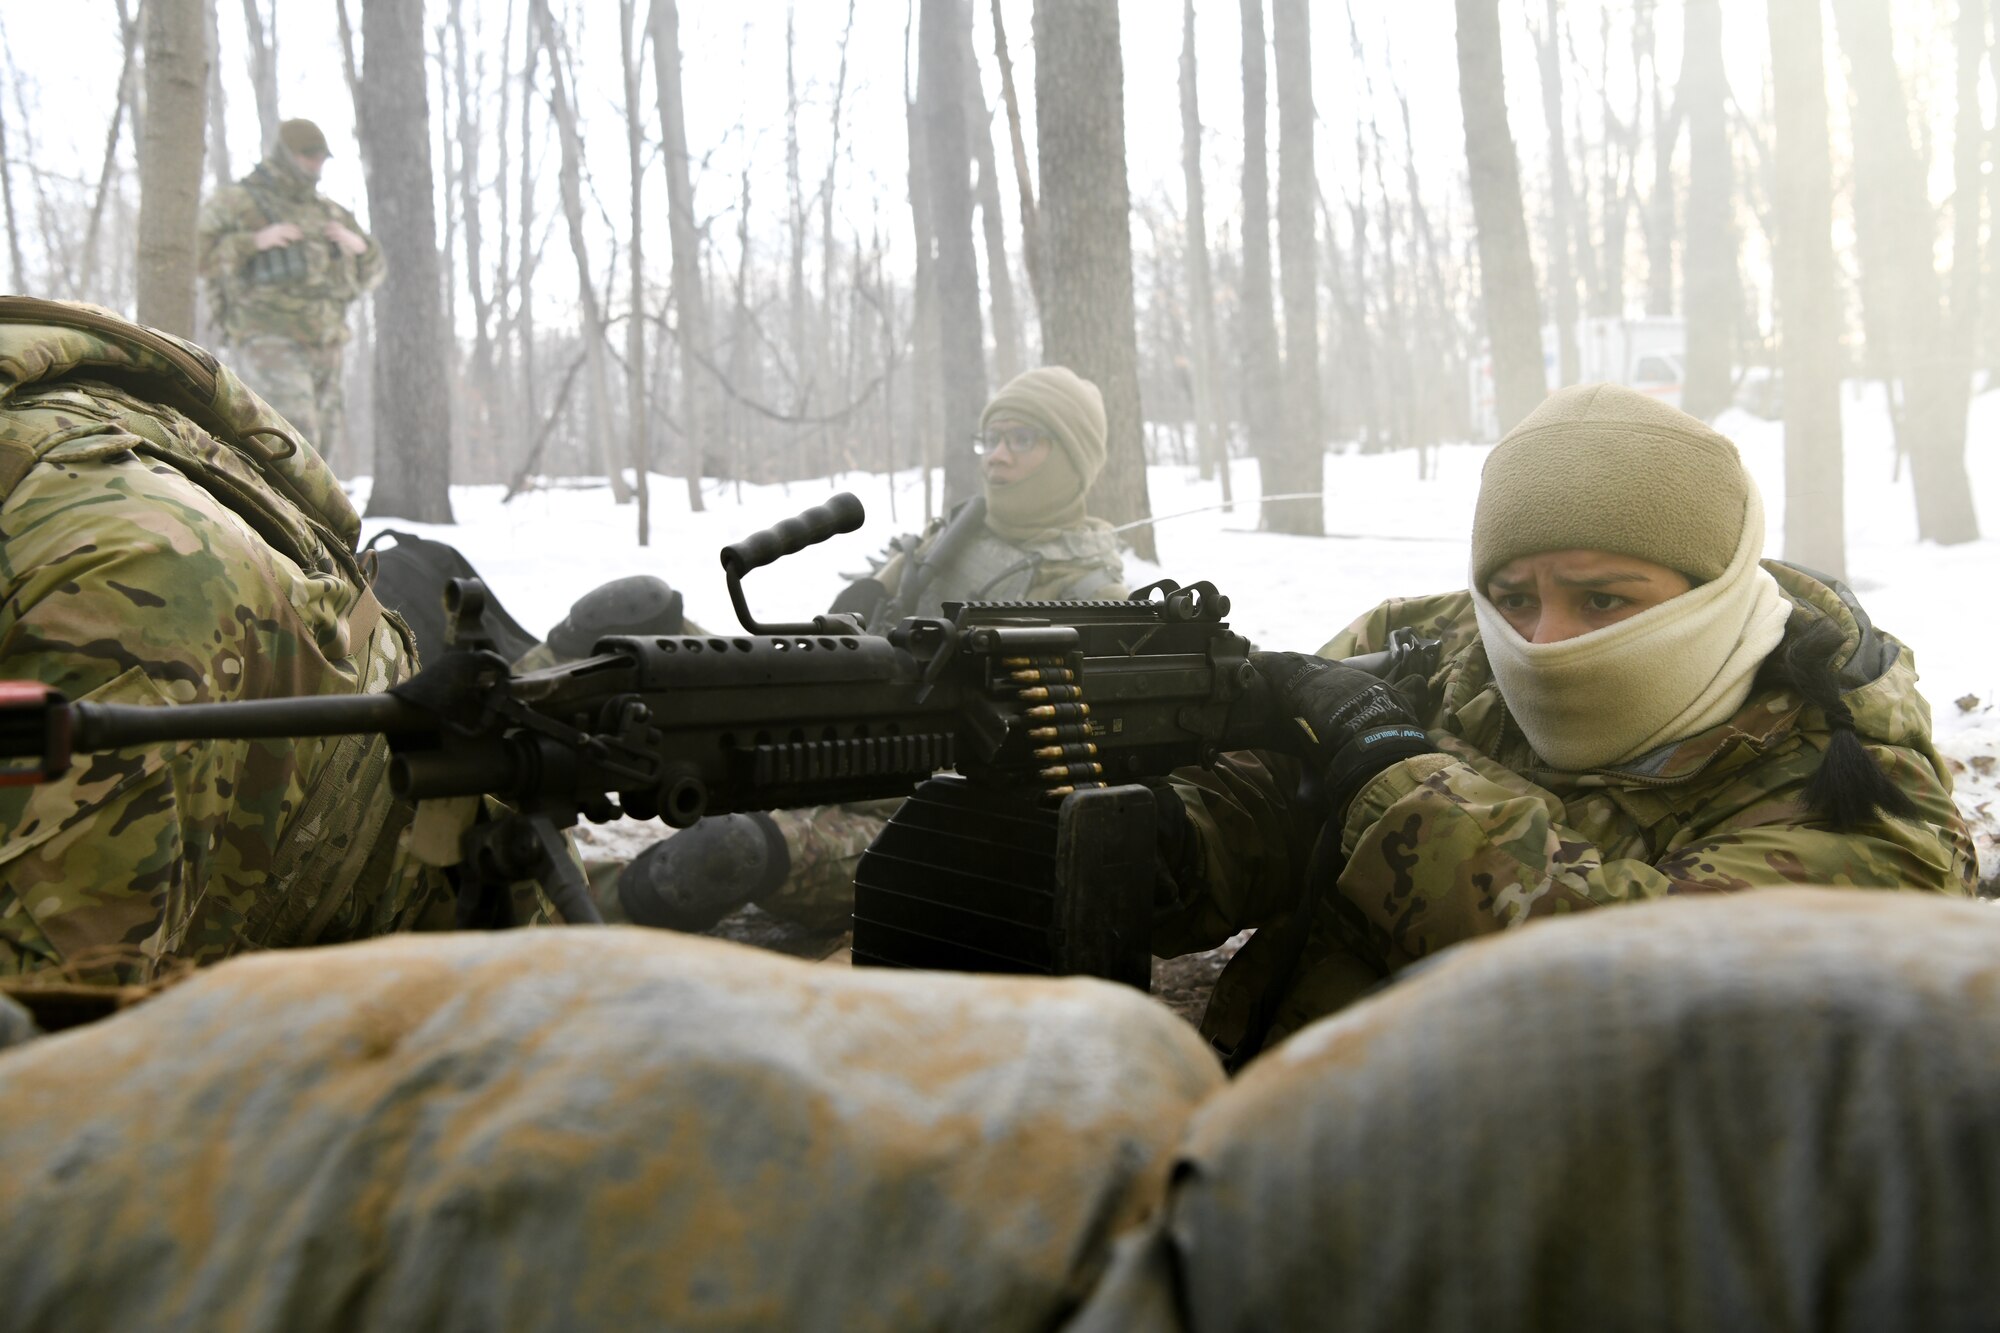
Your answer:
[67,692,433,750]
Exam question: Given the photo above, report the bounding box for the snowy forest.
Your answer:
[0,0,1991,576]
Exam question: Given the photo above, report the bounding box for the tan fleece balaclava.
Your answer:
[979,366,1108,541]
[1470,384,1790,771]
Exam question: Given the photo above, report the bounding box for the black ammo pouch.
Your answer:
[241,241,311,287]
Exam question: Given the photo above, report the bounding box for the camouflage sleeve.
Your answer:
[1151,748,1316,957]
[197,187,260,282]
[1331,748,1970,975]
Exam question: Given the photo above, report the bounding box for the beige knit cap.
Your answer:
[980,366,1109,488]
[1471,384,1751,587]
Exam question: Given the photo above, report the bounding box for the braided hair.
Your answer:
[1757,616,1920,832]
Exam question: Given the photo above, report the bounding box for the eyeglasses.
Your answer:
[972,427,1051,457]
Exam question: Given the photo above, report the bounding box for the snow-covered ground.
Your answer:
[353,385,2000,889]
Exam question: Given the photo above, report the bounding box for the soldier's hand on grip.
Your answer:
[1250,650,1438,820]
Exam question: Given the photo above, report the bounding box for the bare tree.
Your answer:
[515,0,541,470]
[905,0,941,521]
[204,0,232,191]
[82,3,145,300]
[965,1,1023,384]
[820,0,861,460]
[1238,0,1283,494]
[1532,0,1580,387]
[621,0,652,544]
[0,76,21,291]
[1034,0,1154,557]
[1456,0,1544,432]
[1268,0,1320,535]
[1180,0,1228,500]
[451,0,498,472]
[240,0,280,150]
[136,0,208,338]
[922,0,986,508]
[1638,0,1680,318]
[991,0,1043,330]
[1768,0,1845,577]
[1833,0,1981,544]
[537,0,629,503]
[1680,0,1738,419]
[358,0,454,523]
[650,0,708,512]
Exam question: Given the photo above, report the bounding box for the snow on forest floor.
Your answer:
[352,384,2000,893]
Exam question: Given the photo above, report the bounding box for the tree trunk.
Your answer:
[1238,0,1283,501]
[1267,0,1321,534]
[1681,0,1737,419]
[1456,0,1544,432]
[1833,0,1981,544]
[514,0,539,471]
[536,0,629,503]
[136,0,208,338]
[0,81,23,292]
[1768,0,1845,578]
[240,0,280,151]
[905,0,941,522]
[784,6,812,479]
[83,5,145,301]
[204,0,231,191]
[1946,0,1987,411]
[991,0,1043,336]
[1641,1,1679,318]
[452,0,497,474]
[1534,0,1580,387]
[650,0,708,512]
[1180,0,1229,500]
[359,0,454,523]
[1033,0,1154,557]
[621,0,651,544]
[820,0,859,476]
[966,5,1022,386]
[922,0,986,509]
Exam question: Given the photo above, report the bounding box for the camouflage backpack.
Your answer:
[0,296,447,986]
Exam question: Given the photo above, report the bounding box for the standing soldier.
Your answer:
[197,118,382,460]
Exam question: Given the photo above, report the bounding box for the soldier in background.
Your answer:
[614,365,1129,935]
[197,118,382,461]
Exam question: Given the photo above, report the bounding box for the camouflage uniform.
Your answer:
[1167,562,1979,1052]
[0,300,450,985]
[197,150,384,460]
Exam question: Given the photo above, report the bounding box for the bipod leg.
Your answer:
[457,810,606,927]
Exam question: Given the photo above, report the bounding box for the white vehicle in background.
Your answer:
[1470,316,1687,439]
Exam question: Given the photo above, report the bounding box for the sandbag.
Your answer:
[0,927,1221,1332]
[1069,889,2000,1333]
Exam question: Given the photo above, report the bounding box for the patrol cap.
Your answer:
[278,119,332,159]
[546,575,686,658]
[1470,383,1752,588]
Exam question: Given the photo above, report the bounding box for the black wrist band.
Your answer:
[1323,725,1437,821]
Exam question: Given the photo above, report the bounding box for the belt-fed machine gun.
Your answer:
[0,494,1435,987]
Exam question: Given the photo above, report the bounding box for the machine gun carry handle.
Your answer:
[721,491,868,636]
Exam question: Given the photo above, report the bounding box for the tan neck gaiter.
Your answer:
[1472,488,1791,772]
[983,447,1086,544]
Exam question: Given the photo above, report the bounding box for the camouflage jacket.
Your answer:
[197,153,385,349]
[1167,562,1978,1053]
[0,300,449,985]
[871,504,1128,622]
